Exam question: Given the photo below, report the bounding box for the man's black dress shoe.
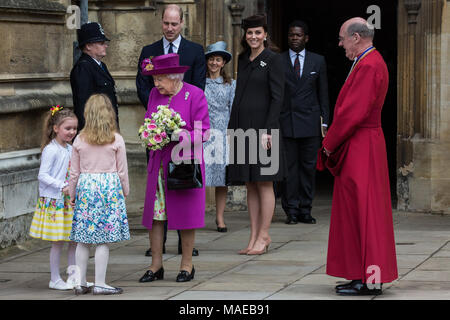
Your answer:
[335,280,361,291]
[336,280,382,296]
[176,266,195,282]
[285,214,298,225]
[298,214,316,224]
[177,243,199,256]
[139,267,164,282]
[144,245,166,257]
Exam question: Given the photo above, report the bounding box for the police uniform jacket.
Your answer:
[70,53,119,130]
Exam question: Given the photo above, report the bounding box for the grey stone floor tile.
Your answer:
[376,281,450,300]
[293,273,344,286]
[1,200,450,300]
[396,254,431,268]
[395,241,447,255]
[170,290,272,300]
[434,250,450,258]
[266,284,373,300]
[0,287,73,300]
[192,281,286,292]
[70,286,187,300]
[401,270,450,282]
[417,257,450,271]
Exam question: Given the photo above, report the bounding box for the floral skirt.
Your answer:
[70,172,130,244]
[29,195,73,241]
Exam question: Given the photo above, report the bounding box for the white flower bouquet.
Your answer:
[138,105,186,151]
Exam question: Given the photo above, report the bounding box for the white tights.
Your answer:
[50,241,77,283]
[75,243,112,288]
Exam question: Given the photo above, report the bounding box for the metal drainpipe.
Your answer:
[73,0,89,65]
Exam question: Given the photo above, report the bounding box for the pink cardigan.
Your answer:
[69,133,129,199]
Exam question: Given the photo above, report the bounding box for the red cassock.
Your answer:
[321,50,398,283]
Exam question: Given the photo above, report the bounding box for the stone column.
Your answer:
[228,0,245,78]
[397,0,449,213]
[205,0,225,45]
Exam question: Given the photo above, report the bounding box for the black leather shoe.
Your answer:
[335,280,361,291]
[285,214,298,225]
[178,244,199,256]
[298,214,316,224]
[336,280,382,296]
[144,245,166,257]
[176,266,195,282]
[139,267,164,283]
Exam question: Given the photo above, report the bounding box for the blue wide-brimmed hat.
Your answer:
[205,41,232,64]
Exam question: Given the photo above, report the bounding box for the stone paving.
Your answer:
[1,192,450,300]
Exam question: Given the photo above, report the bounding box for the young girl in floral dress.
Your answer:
[29,106,78,290]
[69,94,130,295]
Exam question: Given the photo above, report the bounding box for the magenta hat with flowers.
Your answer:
[141,53,190,76]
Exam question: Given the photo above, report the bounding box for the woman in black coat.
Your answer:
[227,14,285,255]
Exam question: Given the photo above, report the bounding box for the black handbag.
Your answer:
[167,160,203,190]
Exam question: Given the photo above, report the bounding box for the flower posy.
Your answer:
[141,57,154,72]
[138,105,186,151]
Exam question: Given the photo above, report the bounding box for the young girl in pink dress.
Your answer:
[69,94,130,295]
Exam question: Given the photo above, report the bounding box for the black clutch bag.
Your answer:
[167,161,203,190]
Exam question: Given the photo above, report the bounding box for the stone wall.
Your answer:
[0,0,71,248]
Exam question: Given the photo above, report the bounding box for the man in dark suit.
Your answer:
[136,4,206,107]
[280,20,330,224]
[136,4,206,257]
[70,22,118,130]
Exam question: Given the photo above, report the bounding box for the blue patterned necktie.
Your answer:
[294,53,301,79]
[168,42,174,54]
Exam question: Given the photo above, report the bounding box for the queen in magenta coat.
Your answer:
[140,54,210,283]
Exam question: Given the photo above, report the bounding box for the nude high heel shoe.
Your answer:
[238,248,251,255]
[246,240,271,255]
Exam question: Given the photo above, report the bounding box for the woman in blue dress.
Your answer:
[203,41,236,232]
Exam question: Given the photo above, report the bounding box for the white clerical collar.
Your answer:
[163,35,182,53]
[289,48,306,58]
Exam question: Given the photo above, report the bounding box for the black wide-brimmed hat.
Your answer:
[241,14,267,30]
[77,22,110,48]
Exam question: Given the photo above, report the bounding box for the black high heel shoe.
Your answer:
[139,267,164,282]
[215,220,228,233]
[176,266,195,282]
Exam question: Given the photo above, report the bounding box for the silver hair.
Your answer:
[166,73,184,81]
[347,22,375,40]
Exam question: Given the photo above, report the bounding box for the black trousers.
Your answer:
[281,136,321,216]
[146,149,180,246]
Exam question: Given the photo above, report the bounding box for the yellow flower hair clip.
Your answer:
[50,105,63,116]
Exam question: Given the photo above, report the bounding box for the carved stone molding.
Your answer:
[0,0,66,24]
[88,0,157,11]
[404,0,422,23]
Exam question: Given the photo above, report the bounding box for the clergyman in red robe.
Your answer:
[319,17,398,296]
